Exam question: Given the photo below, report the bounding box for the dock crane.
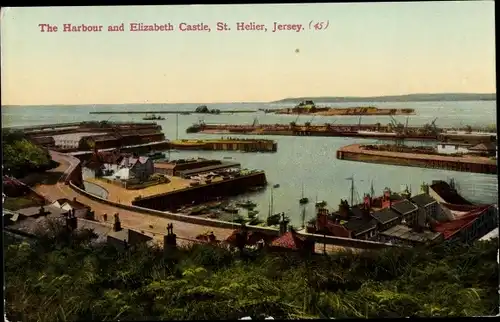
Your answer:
[252,117,259,128]
[305,114,316,127]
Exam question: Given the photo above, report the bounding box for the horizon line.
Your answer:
[2,92,496,107]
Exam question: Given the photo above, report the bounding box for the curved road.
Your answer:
[33,151,234,243]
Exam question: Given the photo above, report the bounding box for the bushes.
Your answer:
[3,224,499,320]
[3,129,53,177]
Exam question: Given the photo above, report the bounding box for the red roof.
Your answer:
[225,230,239,244]
[269,231,306,250]
[432,206,490,239]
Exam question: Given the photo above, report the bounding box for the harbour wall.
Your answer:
[131,172,268,211]
[170,139,277,152]
[336,145,497,175]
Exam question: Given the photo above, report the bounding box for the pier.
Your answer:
[336,144,497,175]
[89,110,256,115]
[169,138,277,152]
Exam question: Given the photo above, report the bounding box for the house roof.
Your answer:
[108,229,153,244]
[54,198,89,210]
[17,205,67,218]
[410,194,437,208]
[430,180,473,205]
[391,199,419,215]
[469,142,496,151]
[344,218,377,236]
[380,224,442,243]
[431,206,489,239]
[372,208,400,225]
[350,206,367,218]
[121,156,151,168]
[269,231,306,250]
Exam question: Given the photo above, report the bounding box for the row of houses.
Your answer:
[28,129,165,151]
[310,183,498,246]
[4,198,154,251]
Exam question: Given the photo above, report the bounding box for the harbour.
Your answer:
[3,101,498,227]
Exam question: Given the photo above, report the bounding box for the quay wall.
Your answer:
[170,140,277,152]
[71,141,172,162]
[336,147,497,175]
[132,172,268,211]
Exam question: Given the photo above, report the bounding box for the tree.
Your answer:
[2,130,52,177]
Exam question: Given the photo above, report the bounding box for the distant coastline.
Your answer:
[272,93,496,104]
[2,93,496,108]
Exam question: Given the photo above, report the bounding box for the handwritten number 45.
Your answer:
[314,22,324,30]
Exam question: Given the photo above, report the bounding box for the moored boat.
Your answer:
[143,114,165,121]
[315,200,327,208]
[236,200,257,209]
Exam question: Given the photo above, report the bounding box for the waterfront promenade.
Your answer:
[23,151,357,253]
[32,151,235,243]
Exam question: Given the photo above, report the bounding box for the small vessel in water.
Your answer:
[315,200,327,208]
[273,184,280,188]
[207,211,221,219]
[299,184,309,204]
[232,215,247,224]
[143,114,165,120]
[222,205,239,214]
[147,151,165,160]
[249,186,266,192]
[248,209,259,218]
[236,200,257,209]
[266,212,290,226]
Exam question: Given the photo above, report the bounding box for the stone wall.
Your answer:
[68,180,397,250]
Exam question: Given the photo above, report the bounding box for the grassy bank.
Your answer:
[4,223,498,321]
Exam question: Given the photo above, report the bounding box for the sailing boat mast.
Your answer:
[301,207,306,229]
[268,188,274,219]
[176,113,179,140]
[370,179,375,199]
[346,176,355,207]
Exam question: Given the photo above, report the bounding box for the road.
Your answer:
[33,151,235,243]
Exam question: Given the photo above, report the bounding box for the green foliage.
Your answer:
[3,129,52,177]
[4,224,499,321]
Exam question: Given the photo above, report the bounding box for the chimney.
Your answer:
[363,194,371,210]
[86,209,95,221]
[113,213,122,232]
[71,210,78,230]
[279,213,288,235]
[338,200,349,219]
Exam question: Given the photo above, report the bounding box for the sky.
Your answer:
[0,2,496,105]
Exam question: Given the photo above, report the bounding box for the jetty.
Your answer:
[336,144,497,175]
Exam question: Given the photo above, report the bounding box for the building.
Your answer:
[343,217,378,240]
[106,214,153,250]
[432,204,499,244]
[51,198,92,218]
[371,208,401,231]
[120,156,155,181]
[379,224,443,246]
[154,158,232,177]
[29,136,56,148]
[467,142,497,157]
[390,199,419,226]
[410,193,439,223]
[80,134,121,151]
[52,133,103,150]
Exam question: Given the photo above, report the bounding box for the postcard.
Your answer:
[2,3,498,320]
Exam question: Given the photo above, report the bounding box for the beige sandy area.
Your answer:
[85,176,192,204]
